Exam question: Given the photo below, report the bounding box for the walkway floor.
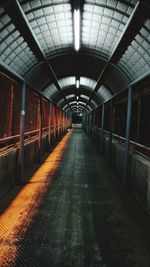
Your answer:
[0,128,150,267]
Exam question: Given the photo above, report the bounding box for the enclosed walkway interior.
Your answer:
[0,0,150,266]
[0,127,150,267]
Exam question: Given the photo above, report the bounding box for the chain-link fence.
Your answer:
[0,71,72,152]
[25,88,39,135]
[88,83,150,156]
[0,72,21,142]
[42,99,50,135]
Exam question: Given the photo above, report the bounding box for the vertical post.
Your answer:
[92,111,95,140]
[54,106,56,142]
[38,96,42,162]
[58,109,60,137]
[137,96,141,143]
[123,86,132,189]
[62,113,64,133]
[100,104,105,153]
[6,85,13,136]
[19,82,26,183]
[62,112,65,133]
[48,101,52,149]
[108,100,114,165]
[89,113,92,136]
[86,113,89,133]
[61,111,63,134]
[96,109,99,143]
[94,110,96,141]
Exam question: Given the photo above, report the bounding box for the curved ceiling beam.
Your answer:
[65,104,90,113]
[58,96,97,110]
[83,0,150,112]
[4,0,72,111]
[24,49,131,85]
[53,86,102,104]
[62,100,94,111]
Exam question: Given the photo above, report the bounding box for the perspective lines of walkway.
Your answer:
[0,128,150,267]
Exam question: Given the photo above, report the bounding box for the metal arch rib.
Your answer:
[82,0,149,112]
[4,0,72,111]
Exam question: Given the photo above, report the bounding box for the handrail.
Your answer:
[0,127,50,145]
[92,127,150,157]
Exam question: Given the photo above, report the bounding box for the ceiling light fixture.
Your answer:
[76,79,80,88]
[74,9,80,51]
[77,96,79,100]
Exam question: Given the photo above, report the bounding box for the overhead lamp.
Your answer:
[74,9,80,51]
[76,79,80,88]
[77,96,79,100]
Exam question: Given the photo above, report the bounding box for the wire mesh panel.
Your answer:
[55,107,59,133]
[0,72,21,140]
[97,107,102,128]
[25,88,39,134]
[42,99,50,131]
[59,110,62,131]
[134,85,150,147]
[12,82,21,136]
[130,99,139,142]
[104,102,111,132]
[51,104,55,129]
[113,91,128,138]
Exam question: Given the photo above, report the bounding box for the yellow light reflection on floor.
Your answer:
[0,131,71,267]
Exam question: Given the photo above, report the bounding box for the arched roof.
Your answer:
[0,0,150,114]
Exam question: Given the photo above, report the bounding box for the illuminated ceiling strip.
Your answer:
[74,9,80,51]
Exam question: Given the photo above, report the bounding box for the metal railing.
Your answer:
[92,126,150,158]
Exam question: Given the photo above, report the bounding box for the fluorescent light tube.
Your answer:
[76,79,79,88]
[74,9,80,51]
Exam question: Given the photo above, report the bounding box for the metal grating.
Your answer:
[25,88,39,133]
[118,19,150,81]
[97,84,112,101]
[66,94,75,99]
[43,83,58,98]
[21,0,73,57]
[59,76,75,88]
[80,77,96,90]
[0,72,21,139]
[82,0,137,59]
[0,8,38,76]
[42,99,50,129]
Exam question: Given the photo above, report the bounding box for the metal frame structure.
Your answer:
[0,63,71,183]
[82,0,150,112]
[4,0,72,111]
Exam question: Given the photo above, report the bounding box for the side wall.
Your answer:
[85,126,150,214]
[0,131,67,199]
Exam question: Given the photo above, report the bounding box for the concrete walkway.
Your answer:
[0,128,150,267]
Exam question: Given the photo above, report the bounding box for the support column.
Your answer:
[89,113,92,136]
[38,96,42,162]
[108,100,113,164]
[96,109,99,143]
[100,104,105,153]
[6,84,13,136]
[137,96,141,143]
[58,109,60,137]
[48,101,52,149]
[62,113,65,133]
[92,111,95,141]
[19,82,26,183]
[53,106,56,142]
[123,86,132,189]
[86,113,89,134]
